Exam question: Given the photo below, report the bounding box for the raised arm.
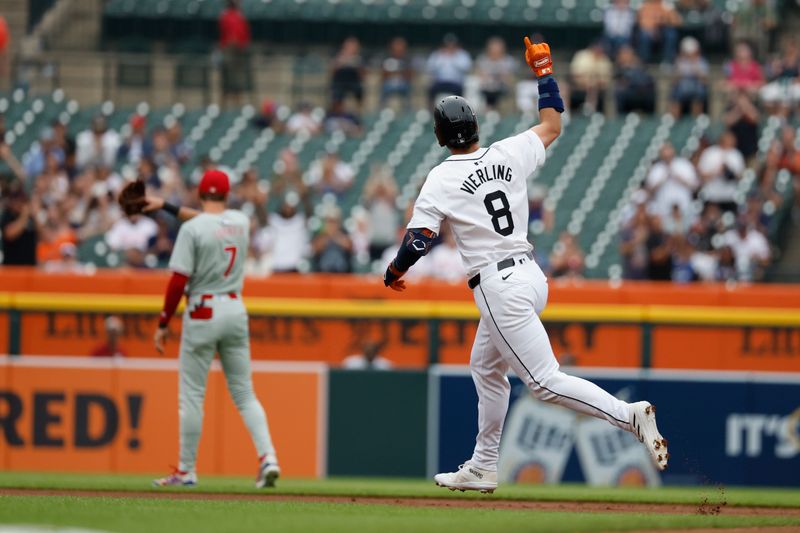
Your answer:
[524,38,564,148]
[118,179,201,223]
[143,196,200,222]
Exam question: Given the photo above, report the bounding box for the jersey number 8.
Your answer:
[483,190,514,236]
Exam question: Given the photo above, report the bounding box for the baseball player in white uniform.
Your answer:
[383,38,668,493]
[146,169,280,488]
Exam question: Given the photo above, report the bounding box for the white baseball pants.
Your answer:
[468,255,632,471]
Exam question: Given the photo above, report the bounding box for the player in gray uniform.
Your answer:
[148,169,280,488]
[383,39,668,493]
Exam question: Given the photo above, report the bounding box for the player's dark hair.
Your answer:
[200,192,227,202]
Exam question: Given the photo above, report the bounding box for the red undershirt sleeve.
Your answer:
[158,272,189,328]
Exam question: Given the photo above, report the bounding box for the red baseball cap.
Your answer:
[199,169,230,196]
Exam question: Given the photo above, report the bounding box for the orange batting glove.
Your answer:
[524,37,553,78]
[387,279,406,292]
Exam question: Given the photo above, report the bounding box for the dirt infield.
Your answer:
[2,488,799,518]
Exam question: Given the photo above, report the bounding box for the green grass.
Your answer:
[0,472,798,508]
[0,473,798,532]
[1,496,799,533]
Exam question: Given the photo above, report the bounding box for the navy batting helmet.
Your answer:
[433,96,479,149]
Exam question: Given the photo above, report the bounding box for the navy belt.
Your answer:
[468,252,532,289]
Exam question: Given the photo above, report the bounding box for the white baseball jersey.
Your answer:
[407,130,547,277]
[168,210,249,295]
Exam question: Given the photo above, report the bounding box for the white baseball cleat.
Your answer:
[629,401,669,471]
[256,456,280,489]
[434,462,497,494]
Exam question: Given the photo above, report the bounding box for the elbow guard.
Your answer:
[395,228,436,271]
[384,229,437,286]
[538,75,565,113]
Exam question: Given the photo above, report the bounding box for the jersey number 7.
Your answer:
[484,190,514,236]
[223,245,237,278]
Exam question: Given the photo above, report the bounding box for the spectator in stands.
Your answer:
[324,100,362,137]
[569,41,613,114]
[723,216,771,281]
[645,141,699,220]
[70,169,119,241]
[218,0,252,104]
[731,0,776,59]
[105,212,158,268]
[776,125,800,175]
[742,193,771,234]
[23,127,62,181]
[528,184,554,233]
[42,242,86,274]
[0,15,8,87]
[150,127,180,171]
[271,148,312,213]
[36,205,77,265]
[760,39,800,117]
[150,219,175,265]
[427,33,472,105]
[756,142,789,209]
[603,0,636,58]
[715,244,738,281]
[76,116,120,172]
[246,224,272,277]
[342,341,393,370]
[137,157,161,190]
[619,200,650,279]
[348,208,371,268]
[308,151,354,198]
[312,208,353,273]
[476,37,517,110]
[166,119,191,165]
[117,114,150,166]
[646,214,673,281]
[253,98,279,130]
[230,168,268,227]
[679,0,727,49]
[670,37,709,117]
[637,0,681,65]
[724,90,761,160]
[286,103,322,136]
[0,133,25,184]
[671,236,698,283]
[1,184,39,266]
[687,202,723,252]
[331,37,365,108]
[427,227,466,283]
[380,37,413,109]
[90,316,127,358]
[50,119,76,179]
[219,0,250,51]
[256,193,309,273]
[549,232,585,279]
[362,165,399,261]
[725,41,764,96]
[614,45,656,113]
[32,150,69,207]
[697,130,745,212]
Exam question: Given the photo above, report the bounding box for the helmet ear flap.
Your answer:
[434,123,446,147]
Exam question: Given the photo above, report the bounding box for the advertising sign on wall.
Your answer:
[431,366,800,487]
[0,357,327,477]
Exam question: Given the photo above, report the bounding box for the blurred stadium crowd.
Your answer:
[0,0,798,283]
